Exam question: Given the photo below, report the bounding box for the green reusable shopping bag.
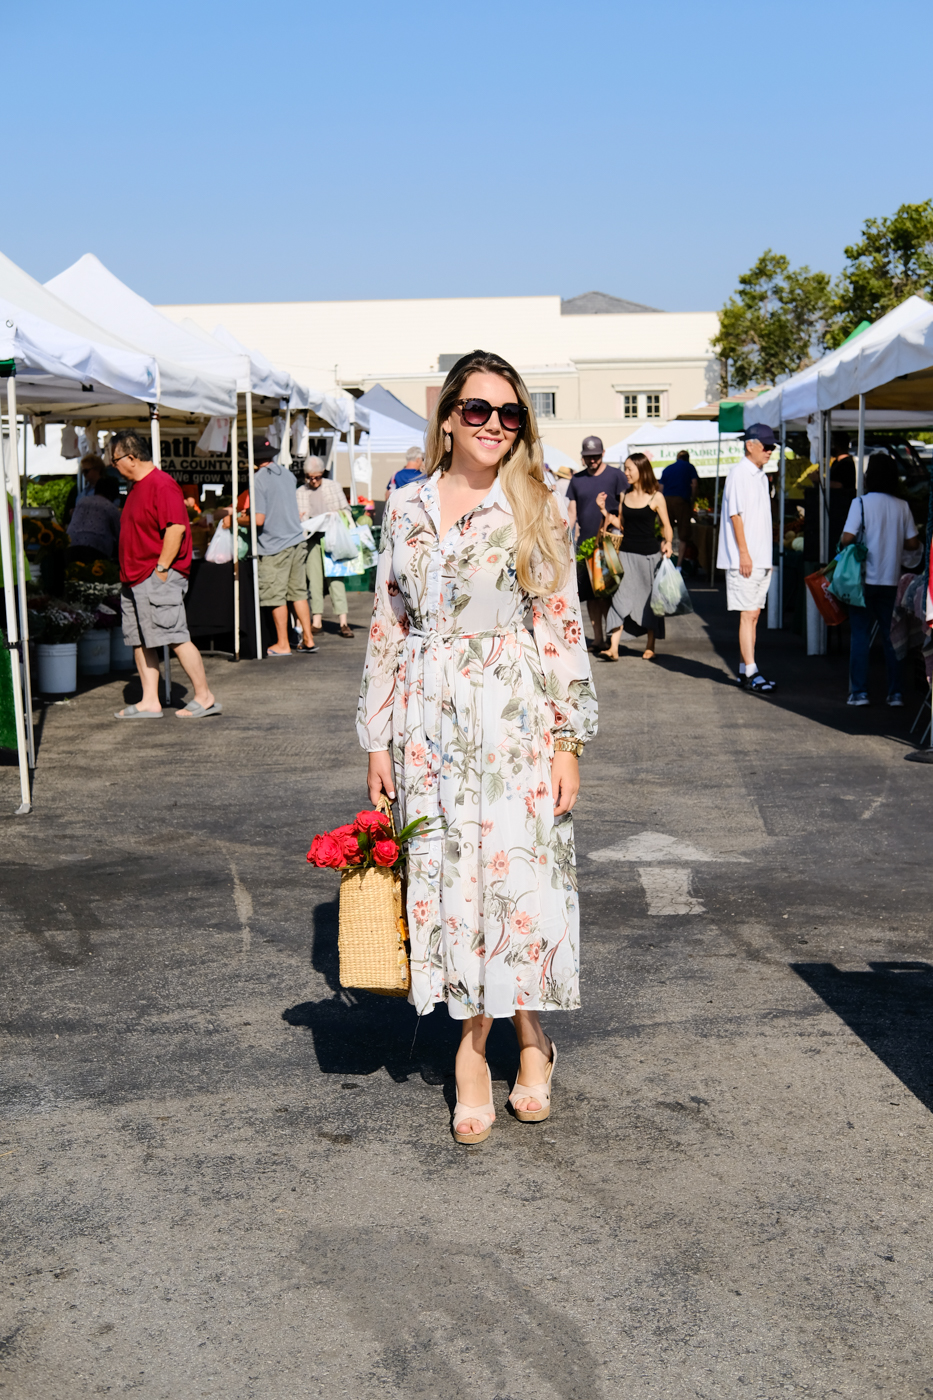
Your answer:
[828,497,867,609]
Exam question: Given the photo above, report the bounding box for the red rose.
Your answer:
[330,823,361,861]
[307,833,345,868]
[355,809,391,836]
[372,838,399,867]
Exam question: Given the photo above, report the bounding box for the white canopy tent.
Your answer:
[541,442,579,473]
[1,295,178,814]
[0,250,235,420]
[45,255,376,659]
[342,383,427,457]
[748,296,933,432]
[348,409,425,455]
[604,419,749,476]
[47,256,247,388]
[47,257,284,659]
[746,294,933,657]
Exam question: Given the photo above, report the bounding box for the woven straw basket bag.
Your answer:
[338,797,411,997]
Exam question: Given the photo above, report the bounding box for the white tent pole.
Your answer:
[817,409,826,563]
[245,391,262,659]
[7,383,34,766]
[323,431,337,480]
[230,412,239,660]
[712,427,722,524]
[1,380,31,814]
[773,414,778,630]
[856,392,866,496]
[149,404,162,469]
[347,421,357,507]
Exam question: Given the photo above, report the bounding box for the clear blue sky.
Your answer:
[5,0,931,311]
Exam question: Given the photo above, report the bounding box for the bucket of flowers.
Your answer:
[27,596,97,693]
[307,798,434,996]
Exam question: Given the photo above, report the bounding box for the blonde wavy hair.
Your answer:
[424,350,570,597]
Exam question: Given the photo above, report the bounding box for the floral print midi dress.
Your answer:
[357,475,598,1020]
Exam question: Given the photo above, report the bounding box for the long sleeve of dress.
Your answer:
[530,551,598,747]
[356,522,409,752]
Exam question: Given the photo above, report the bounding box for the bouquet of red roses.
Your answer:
[306,806,430,872]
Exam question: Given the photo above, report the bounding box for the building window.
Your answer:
[530,391,555,419]
[619,391,666,420]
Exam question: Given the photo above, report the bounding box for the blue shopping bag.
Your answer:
[827,497,867,610]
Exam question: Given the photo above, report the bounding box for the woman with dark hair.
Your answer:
[358,350,597,1143]
[840,453,919,707]
[597,452,673,661]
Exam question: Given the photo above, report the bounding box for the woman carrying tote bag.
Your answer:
[840,453,920,707]
[597,452,674,661]
[357,350,598,1144]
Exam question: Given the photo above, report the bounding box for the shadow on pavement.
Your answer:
[792,960,933,1112]
[689,585,925,745]
[282,898,519,1085]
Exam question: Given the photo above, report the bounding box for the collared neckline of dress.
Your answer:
[415,473,512,541]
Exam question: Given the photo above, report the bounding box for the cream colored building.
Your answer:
[159,290,721,490]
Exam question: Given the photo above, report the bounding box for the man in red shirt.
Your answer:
[112,430,221,719]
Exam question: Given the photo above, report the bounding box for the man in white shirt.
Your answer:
[716,423,777,694]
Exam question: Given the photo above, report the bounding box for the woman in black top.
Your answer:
[597,452,673,661]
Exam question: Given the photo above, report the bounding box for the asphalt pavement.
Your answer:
[2,592,932,1400]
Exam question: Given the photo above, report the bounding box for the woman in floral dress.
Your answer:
[357,350,597,1142]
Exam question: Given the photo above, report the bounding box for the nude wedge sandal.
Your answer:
[452,1063,495,1145]
[509,1039,556,1123]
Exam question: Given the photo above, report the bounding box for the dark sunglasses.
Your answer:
[454,398,526,433]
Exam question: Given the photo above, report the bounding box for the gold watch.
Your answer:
[553,738,584,757]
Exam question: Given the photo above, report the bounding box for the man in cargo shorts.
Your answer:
[716,423,777,695]
[252,447,316,655]
[112,430,221,719]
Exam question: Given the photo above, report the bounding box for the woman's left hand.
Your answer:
[551,752,580,816]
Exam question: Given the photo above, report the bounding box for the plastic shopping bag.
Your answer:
[650,557,694,616]
[205,523,235,565]
[324,512,358,561]
[827,498,867,609]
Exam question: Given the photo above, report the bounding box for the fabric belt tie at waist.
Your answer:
[407,626,524,643]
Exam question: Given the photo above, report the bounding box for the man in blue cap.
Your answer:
[716,423,778,694]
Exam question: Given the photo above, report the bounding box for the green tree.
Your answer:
[829,200,933,344]
[712,250,833,394]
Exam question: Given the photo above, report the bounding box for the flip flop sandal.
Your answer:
[114,705,163,719]
[175,700,223,718]
[509,1040,557,1123]
[295,643,318,654]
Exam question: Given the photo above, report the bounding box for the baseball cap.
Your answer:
[581,435,604,457]
[743,423,777,449]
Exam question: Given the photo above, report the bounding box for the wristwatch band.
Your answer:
[553,738,584,757]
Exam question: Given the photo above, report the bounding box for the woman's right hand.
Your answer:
[367,750,396,806]
[596,491,607,512]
